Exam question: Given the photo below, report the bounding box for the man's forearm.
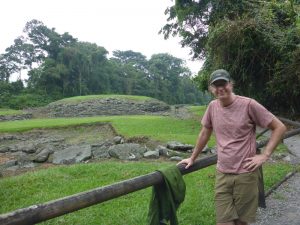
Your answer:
[191,127,212,161]
[264,118,287,157]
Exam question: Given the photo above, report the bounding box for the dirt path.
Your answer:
[252,133,300,225]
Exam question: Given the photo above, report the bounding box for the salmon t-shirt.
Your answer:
[201,95,274,174]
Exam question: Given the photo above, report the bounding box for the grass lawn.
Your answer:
[0,108,23,116]
[0,115,216,146]
[188,105,207,117]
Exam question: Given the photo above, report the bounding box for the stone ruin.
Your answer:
[0,126,214,177]
[0,96,206,176]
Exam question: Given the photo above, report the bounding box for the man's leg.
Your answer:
[233,170,259,224]
[215,172,239,224]
[216,219,248,225]
[216,222,235,225]
[234,219,247,225]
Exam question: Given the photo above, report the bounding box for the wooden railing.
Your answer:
[0,119,300,225]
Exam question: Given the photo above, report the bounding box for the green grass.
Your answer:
[188,105,207,117]
[0,108,23,116]
[0,115,213,145]
[52,94,156,104]
[0,161,294,225]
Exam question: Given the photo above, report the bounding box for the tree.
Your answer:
[148,53,191,104]
[0,19,77,82]
[162,0,300,113]
[23,19,77,60]
[111,50,150,95]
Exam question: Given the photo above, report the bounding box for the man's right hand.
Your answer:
[177,157,194,169]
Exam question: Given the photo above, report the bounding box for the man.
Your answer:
[178,69,286,225]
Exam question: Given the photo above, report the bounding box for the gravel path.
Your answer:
[252,173,300,225]
[251,132,300,225]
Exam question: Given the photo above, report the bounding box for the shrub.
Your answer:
[7,93,53,109]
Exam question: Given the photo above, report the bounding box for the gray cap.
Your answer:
[209,69,230,85]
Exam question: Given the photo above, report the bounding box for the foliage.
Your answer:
[0,80,24,108]
[7,93,53,109]
[162,0,300,115]
[0,20,206,108]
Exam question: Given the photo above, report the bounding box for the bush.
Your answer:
[7,93,53,109]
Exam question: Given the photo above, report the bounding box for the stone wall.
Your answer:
[0,114,32,122]
[45,98,170,117]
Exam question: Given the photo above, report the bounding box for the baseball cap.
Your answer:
[209,69,231,85]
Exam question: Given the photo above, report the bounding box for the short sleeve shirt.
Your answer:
[201,95,274,174]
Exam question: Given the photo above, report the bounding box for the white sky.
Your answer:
[0,0,203,75]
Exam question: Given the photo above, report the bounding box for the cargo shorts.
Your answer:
[215,169,259,223]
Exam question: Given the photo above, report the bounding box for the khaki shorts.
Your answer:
[215,170,259,223]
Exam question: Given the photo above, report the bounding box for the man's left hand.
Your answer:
[243,154,269,171]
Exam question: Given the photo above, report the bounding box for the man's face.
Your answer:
[210,80,233,100]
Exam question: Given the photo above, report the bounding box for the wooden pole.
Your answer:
[257,127,300,148]
[278,117,300,128]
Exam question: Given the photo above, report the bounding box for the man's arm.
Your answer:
[178,126,213,169]
[244,117,287,171]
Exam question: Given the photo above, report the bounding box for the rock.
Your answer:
[5,165,20,171]
[0,146,10,153]
[210,148,217,154]
[166,141,194,151]
[144,150,159,159]
[52,145,92,164]
[108,143,148,160]
[128,153,137,160]
[22,162,36,168]
[166,149,180,157]
[33,146,54,163]
[283,155,291,162]
[113,136,124,144]
[12,151,31,164]
[201,145,211,154]
[156,145,168,156]
[0,160,17,170]
[8,145,20,152]
[0,135,15,141]
[272,153,287,160]
[91,141,114,159]
[8,143,37,153]
[21,143,37,154]
[170,156,183,161]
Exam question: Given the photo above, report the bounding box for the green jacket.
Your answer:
[147,165,186,225]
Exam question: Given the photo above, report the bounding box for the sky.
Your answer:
[0,0,203,76]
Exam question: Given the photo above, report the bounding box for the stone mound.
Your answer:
[44,97,171,117]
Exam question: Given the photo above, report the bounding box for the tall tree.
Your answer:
[111,50,150,95]
[162,0,300,113]
[148,53,190,104]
